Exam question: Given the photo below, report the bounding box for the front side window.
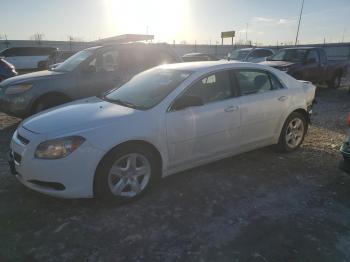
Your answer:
[183,71,234,104]
[104,68,192,110]
[236,70,276,95]
[99,50,120,72]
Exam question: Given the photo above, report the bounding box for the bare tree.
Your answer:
[30,33,45,45]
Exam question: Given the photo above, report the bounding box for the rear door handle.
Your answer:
[224,105,239,112]
[278,96,288,102]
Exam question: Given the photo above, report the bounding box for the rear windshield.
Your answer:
[229,50,250,61]
[269,49,307,62]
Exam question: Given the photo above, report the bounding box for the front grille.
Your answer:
[13,152,22,164]
[17,133,30,145]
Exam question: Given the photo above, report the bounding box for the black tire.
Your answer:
[327,73,342,89]
[276,112,308,153]
[94,144,160,203]
[32,95,70,114]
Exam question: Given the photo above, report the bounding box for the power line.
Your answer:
[295,0,305,46]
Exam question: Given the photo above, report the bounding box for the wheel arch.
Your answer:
[93,139,163,195]
[30,92,72,114]
[292,108,310,124]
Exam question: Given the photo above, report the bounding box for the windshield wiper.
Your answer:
[101,97,145,110]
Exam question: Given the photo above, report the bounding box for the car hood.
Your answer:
[259,60,298,68]
[22,96,137,135]
[0,70,65,87]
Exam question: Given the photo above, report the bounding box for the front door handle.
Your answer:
[278,96,288,102]
[224,105,239,112]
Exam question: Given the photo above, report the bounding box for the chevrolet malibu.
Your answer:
[9,61,316,202]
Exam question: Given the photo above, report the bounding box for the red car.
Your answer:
[340,113,350,173]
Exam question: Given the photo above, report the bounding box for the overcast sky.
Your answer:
[1,0,350,45]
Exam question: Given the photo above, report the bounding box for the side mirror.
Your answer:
[82,64,96,73]
[227,53,231,61]
[172,95,203,111]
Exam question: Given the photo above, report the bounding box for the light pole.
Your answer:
[295,0,305,46]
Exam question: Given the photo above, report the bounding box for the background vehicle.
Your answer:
[0,43,182,117]
[0,47,57,72]
[261,47,348,88]
[228,48,274,63]
[340,113,350,173]
[182,53,219,62]
[0,58,17,82]
[9,61,316,201]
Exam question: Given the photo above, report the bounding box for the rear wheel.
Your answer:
[276,112,307,152]
[94,144,159,202]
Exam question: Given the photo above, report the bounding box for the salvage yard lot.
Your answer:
[0,86,350,261]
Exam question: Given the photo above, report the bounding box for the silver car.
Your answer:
[0,43,181,118]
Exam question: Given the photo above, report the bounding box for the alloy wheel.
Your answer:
[107,153,151,198]
[285,118,305,149]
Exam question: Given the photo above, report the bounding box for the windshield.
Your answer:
[53,50,93,72]
[104,68,192,110]
[229,50,250,61]
[269,49,307,62]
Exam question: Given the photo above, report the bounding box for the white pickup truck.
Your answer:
[0,47,57,71]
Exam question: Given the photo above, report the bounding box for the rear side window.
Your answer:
[236,69,277,95]
[269,73,285,89]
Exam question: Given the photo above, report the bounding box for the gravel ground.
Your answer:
[0,86,350,262]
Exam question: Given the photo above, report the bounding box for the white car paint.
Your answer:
[10,61,316,198]
[5,56,49,70]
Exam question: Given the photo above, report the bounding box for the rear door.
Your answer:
[235,69,290,150]
[166,70,241,168]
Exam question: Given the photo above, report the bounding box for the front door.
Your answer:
[78,49,131,98]
[166,70,241,168]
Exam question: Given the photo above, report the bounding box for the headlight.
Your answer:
[35,136,85,159]
[4,84,33,95]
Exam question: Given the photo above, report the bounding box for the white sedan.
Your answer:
[9,61,316,201]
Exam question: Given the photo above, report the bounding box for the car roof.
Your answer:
[182,53,211,57]
[158,60,271,73]
[237,48,272,52]
[282,47,318,50]
[85,43,173,51]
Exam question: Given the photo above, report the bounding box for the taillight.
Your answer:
[348,113,350,127]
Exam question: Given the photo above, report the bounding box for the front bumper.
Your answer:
[9,127,106,198]
[340,142,350,173]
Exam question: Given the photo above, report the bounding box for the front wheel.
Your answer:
[94,145,159,202]
[276,112,308,152]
